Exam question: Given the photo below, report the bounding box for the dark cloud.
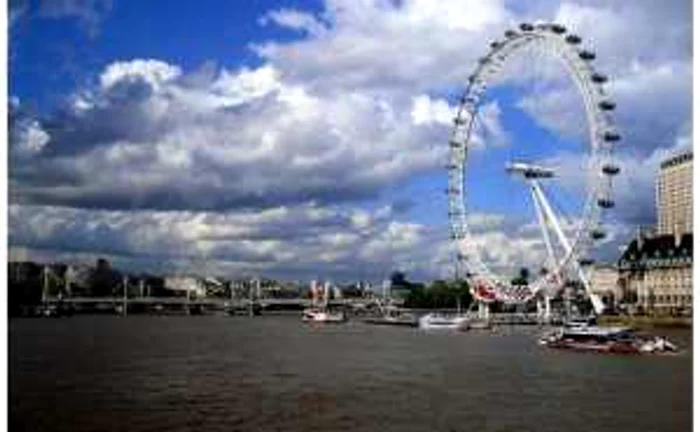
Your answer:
[8,0,692,280]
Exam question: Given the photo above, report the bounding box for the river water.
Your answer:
[9,315,692,432]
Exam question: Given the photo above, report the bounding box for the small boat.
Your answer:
[364,309,418,327]
[302,308,347,323]
[364,301,418,327]
[303,280,347,323]
[418,313,470,330]
[467,318,491,330]
[538,324,678,354]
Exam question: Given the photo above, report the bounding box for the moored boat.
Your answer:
[364,312,418,327]
[302,280,347,323]
[538,324,678,354]
[363,301,418,327]
[418,313,470,330]
[302,308,347,323]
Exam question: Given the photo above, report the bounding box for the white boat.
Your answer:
[302,280,347,323]
[467,319,491,330]
[538,324,678,354]
[418,313,470,330]
[302,308,347,323]
[364,300,417,327]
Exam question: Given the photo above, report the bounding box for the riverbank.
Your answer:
[598,315,692,329]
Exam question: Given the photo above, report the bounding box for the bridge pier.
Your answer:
[477,301,490,321]
[536,295,552,324]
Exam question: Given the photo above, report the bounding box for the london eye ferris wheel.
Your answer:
[447,22,620,314]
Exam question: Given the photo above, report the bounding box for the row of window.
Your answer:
[640,294,692,305]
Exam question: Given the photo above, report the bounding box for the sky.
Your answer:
[7,0,693,283]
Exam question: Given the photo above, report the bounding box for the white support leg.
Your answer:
[531,181,605,315]
[530,182,557,273]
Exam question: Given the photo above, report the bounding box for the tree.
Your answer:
[511,267,530,286]
[390,271,409,288]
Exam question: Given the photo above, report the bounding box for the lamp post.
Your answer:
[122,275,128,317]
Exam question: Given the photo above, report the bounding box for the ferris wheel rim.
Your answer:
[447,22,619,302]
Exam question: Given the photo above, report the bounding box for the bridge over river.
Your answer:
[40,296,554,324]
[42,296,374,310]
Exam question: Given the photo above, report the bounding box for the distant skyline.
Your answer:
[8,0,692,282]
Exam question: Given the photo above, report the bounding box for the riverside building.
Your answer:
[617,151,693,315]
[657,151,693,236]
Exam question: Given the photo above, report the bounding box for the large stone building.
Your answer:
[657,151,693,235]
[618,232,692,314]
[617,151,693,315]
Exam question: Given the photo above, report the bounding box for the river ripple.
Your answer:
[10,315,692,432]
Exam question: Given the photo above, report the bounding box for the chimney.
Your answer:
[636,226,644,251]
[675,230,683,248]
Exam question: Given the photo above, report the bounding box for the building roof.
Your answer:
[618,233,693,270]
[660,151,692,169]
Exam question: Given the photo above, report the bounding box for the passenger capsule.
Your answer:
[599,100,616,111]
[597,198,615,209]
[490,40,502,50]
[454,116,467,126]
[566,34,582,44]
[479,57,490,65]
[519,23,534,31]
[590,229,606,240]
[464,95,478,105]
[550,24,567,34]
[579,258,595,266]
[591,73,608,83]
[504,30,518,38]
[603,131,621,142]
[602,164,620,175]
[579,50,596,61]
[446,163,459,170]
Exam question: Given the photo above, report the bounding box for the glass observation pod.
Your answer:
[453,116,468,126]
[478,57,490,65]
[449,139,462,148]
[519,23,534,31]
[590,228,606,240]
[490,40,502,50]
[504,29,518,38]
[603,131,621,142]
[579,50,596,61]
[578,258,595,266]
[446,163,459,170]
[599,100,616,111]
[591,73,608,84]
[550,24,567,34]
[597,198,615,209]
[461,94,478,104]
[566,34,582,44]
[602,164,620,175]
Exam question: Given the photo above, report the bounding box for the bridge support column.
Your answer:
[537,295,552,324]
[477,301,490,321]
